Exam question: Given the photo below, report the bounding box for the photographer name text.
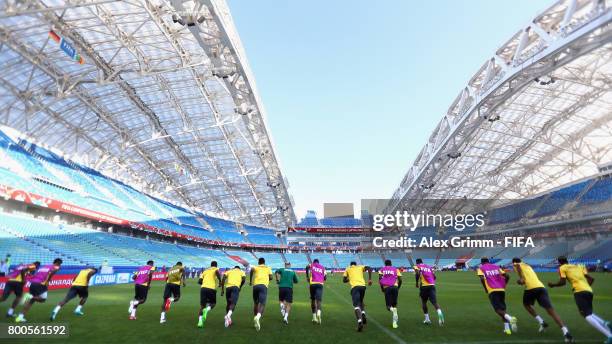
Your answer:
[372,236,535,249]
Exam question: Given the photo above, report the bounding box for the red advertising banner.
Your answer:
[152,272,168,281]
[0,274,77,292]
[228,255,249,266]
[291,227,365,234]
[46,274,78,289]
[0,184,127,225]
[290,246,361,251]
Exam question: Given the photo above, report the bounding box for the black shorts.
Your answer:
[384,286,399,308]
[163,283,181,299]
[66,286,88,300]
[29,283,48,298]
[252,284,268,305]
[134,284,149,301]
[350,286,366,308]
[309,284,323,301]
[573,291,593,317]
[226,286,240,305]
[420,285,437,304]
[200,287,216,306]
[2,281,24,298]
[279,287,293,303]
[523,288,552,309]
[488,291,506,311]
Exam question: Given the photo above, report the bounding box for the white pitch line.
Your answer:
[417,340,602,344]
[326,284,408,344]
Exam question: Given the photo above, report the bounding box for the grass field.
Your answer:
[1,272,611,344]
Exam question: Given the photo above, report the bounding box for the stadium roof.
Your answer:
[388,0,612,213]
[0,0,295,227]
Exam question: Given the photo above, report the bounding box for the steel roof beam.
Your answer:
[387,3,611,213]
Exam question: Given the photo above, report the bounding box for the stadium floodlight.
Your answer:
[235,102,257,116]
[170,0,207,26]
[256,149,270,157]
[486,115,501,122]
[212,65,237,79]
[419,183,435,190]
[171,13,206,26]
[267,181,281,188]
[534,76,556,85]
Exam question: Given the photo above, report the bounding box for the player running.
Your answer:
[342,261,372,332]
[220,265,246,327]
[414,258,444,326]
[160,261,185,324]
[305,258,326,324]
[128,260,155,320]
[51,267,98,320]
[0,261,37,318]
[477,257,517,335]
[548,256,612,344]
[16,258,62,323]
[275,262,298,324]
[379,259,402,329]
[250,257,272,331]
[197,261,221,328]
[512,258,573,342]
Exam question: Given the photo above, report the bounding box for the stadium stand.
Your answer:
[297,210,320,227]
[318,217,362,227]
[243,224,277,235]
[253,252,285,269]
[1,126,611,272]
[0,127,285,248]
[296,210,363,228]
[384,252,411,267]
[578,239,612,261]
[334,253,360,267]
[215,230,247,244]
[284,252,310,267]
[533,180,591,217]
[310,254,336,269]
[225,250,258,266]
[360,253,383,267]
[488,197,545,225]
[0,225,82,265]
[484,175,612,226]
[247,233,280,245]
[579,175,612,205]
[0,211,247,268]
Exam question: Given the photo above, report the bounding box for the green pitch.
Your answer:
[1,272,611,344]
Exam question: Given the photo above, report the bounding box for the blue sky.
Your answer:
[227,0,551,220]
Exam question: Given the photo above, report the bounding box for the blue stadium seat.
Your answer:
[579,176,612,205]
[488,197,545,225]
[284,253,310,267]
[534,180,590,217]
[0,127,279,244]
[247,234,280,245]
